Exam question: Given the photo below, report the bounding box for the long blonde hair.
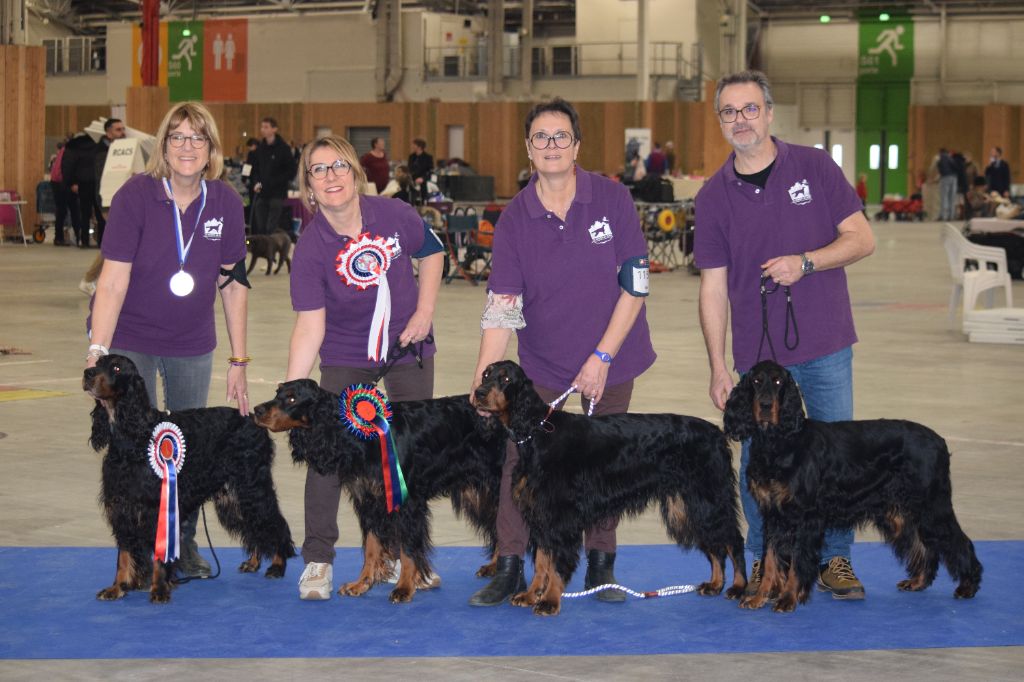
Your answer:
[297,135,368,213]
[146,101,225,181]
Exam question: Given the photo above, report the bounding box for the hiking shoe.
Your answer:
[384,558,441,589]
[817,556,866,600]
[298,562,332,600]
[744,559,762,597]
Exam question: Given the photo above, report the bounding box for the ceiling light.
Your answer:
[879,12,891,21]
[820,15,831,23]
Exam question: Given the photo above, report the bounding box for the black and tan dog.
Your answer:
[246,229,292,275]
[253,379,506,603]
[474,360,747,616]
[84,354,295,603]
[723,360,982,613]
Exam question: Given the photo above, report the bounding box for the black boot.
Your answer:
[176,509,212,579]
[585,549,626,603]
[468,555,526,606]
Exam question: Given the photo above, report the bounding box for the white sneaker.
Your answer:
[298,562,332,600]
[384,558,441,589]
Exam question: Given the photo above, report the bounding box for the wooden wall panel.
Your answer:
[1,46,46,236]
[982,104,1020,187]
[702,81,732,176]
[907,105,984,190]
[125,86,169,136]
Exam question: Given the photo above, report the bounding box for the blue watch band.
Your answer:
[593,350,612,363]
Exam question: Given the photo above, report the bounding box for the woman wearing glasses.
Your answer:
[285,135,445,600]
[85,101,250,579]
[468,98,656,606]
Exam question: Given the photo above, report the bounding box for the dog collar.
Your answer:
[507,407,556,445]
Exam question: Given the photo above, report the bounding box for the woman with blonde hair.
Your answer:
[85,101,251,579]
[285,134,445,600]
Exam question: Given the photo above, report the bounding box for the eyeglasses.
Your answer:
[168,133,208,148]
[718,104,762,123]
[529,131,575,150]
[307,159,353,180]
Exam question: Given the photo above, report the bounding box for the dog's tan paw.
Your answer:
[532,600,561,616]
[96,586,126,601]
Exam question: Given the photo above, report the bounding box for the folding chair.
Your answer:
[464,217,495,282]
[442,211,479,285]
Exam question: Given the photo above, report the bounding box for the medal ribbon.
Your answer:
[338,386,408,513]
[334,234,394,362]
[163,177,208,274]
[148,422,186,562]
[368,264,391,362]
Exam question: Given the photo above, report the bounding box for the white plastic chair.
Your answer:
[941,223,1012,328]
[961,270,1024,344]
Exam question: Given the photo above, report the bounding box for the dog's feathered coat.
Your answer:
[84,354,295,603]
[475,360,747,616]
[254,379,506,602]
[723,360,982,612]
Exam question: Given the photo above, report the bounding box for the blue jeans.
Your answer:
[939,175,958,221]
[108,349,213,411]
[740,346,854,563]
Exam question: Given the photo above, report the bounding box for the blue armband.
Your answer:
[412,219,446,258]
[617,255,650,297]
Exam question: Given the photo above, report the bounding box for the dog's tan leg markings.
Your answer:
[513,551,549,607]
[532,552,564,616]
[477,549,499,578]
[698,553,725,596]
[97,549,136,601]
[725,546,747,599]
[773,560,802,612]
[389,550,417,603]
[238,551,261,573]
[149,558,171,604]
[265,553,287,579]
[741,546,781,610]
[340,532,386,597]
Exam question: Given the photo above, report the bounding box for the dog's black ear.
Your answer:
[506,371,549,436]
[89,401,111,451]
[114,370,154,438]
[777,371,806,435]
[723,373,757,441]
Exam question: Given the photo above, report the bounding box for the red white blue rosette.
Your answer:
[338,384,408,513]
[336,233,394,362]
[148,422,186,563]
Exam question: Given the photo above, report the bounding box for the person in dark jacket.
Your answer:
[252,117,297,235]
[63,120,126,248]
[408,138,434,205]
[985,146,1012,198]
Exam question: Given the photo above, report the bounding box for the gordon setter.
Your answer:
[253,379,505,603]
[474,360,747,616]
[84,354,295,604]
[723,360,982,613]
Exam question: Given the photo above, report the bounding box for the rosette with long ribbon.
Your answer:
[147,422,187,563]
[335,233,394,362]
[338,384,408,512]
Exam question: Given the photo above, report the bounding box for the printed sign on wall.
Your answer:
[132,20,248,102]
[858,19,914,81]
[203,19,248,102]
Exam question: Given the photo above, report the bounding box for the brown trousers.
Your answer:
[301,358,434,565]
[496,379,634,556]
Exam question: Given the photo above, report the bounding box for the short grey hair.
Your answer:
[714,70,775,113]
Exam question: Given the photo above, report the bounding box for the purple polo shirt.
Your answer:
[92,174,246,356]
[488,168,656,390]
[290,194,437,368]
[694,138,863,372]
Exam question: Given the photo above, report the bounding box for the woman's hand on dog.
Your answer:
[573,354,610,405]
[226,364,249,415]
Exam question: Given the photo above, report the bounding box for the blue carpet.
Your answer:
[1,542,1020,660]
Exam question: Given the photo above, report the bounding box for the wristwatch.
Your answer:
[593,349,613,363]
[800,252,815,275]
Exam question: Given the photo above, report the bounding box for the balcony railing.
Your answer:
[44,36,106,75]
[423,40,700,83]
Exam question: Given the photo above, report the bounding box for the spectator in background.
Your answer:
[252,116,297,235]
[645,142,668,176]
[856,172,868,217]
[242,137,259,227]
[664,140,677,176]
[64,119,126,248]
[360,137,390,194]
[937,148,959,221]
[967,176,994,218]
[381,164,415,205]
[49,141,75,246]
[408,138,434,205]
[985,146,1012,198]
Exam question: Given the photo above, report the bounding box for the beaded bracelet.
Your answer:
[228,356,251,367]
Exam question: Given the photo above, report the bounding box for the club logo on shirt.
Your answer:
[788,179,812,206]
[589,217,613,245]
[389,232,402,259]
[203,218,224,240]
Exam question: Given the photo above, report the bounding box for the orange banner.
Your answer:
[131,23,168,87]
[203,19,248,102]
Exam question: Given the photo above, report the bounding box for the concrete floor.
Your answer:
[1,220,1022,680]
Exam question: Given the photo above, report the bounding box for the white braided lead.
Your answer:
[548,384,597,417]
[561,583,698,599]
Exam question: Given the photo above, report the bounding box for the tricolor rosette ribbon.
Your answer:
[335,233,394,362]
[147,422,187,563]
[338,384,408,513]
